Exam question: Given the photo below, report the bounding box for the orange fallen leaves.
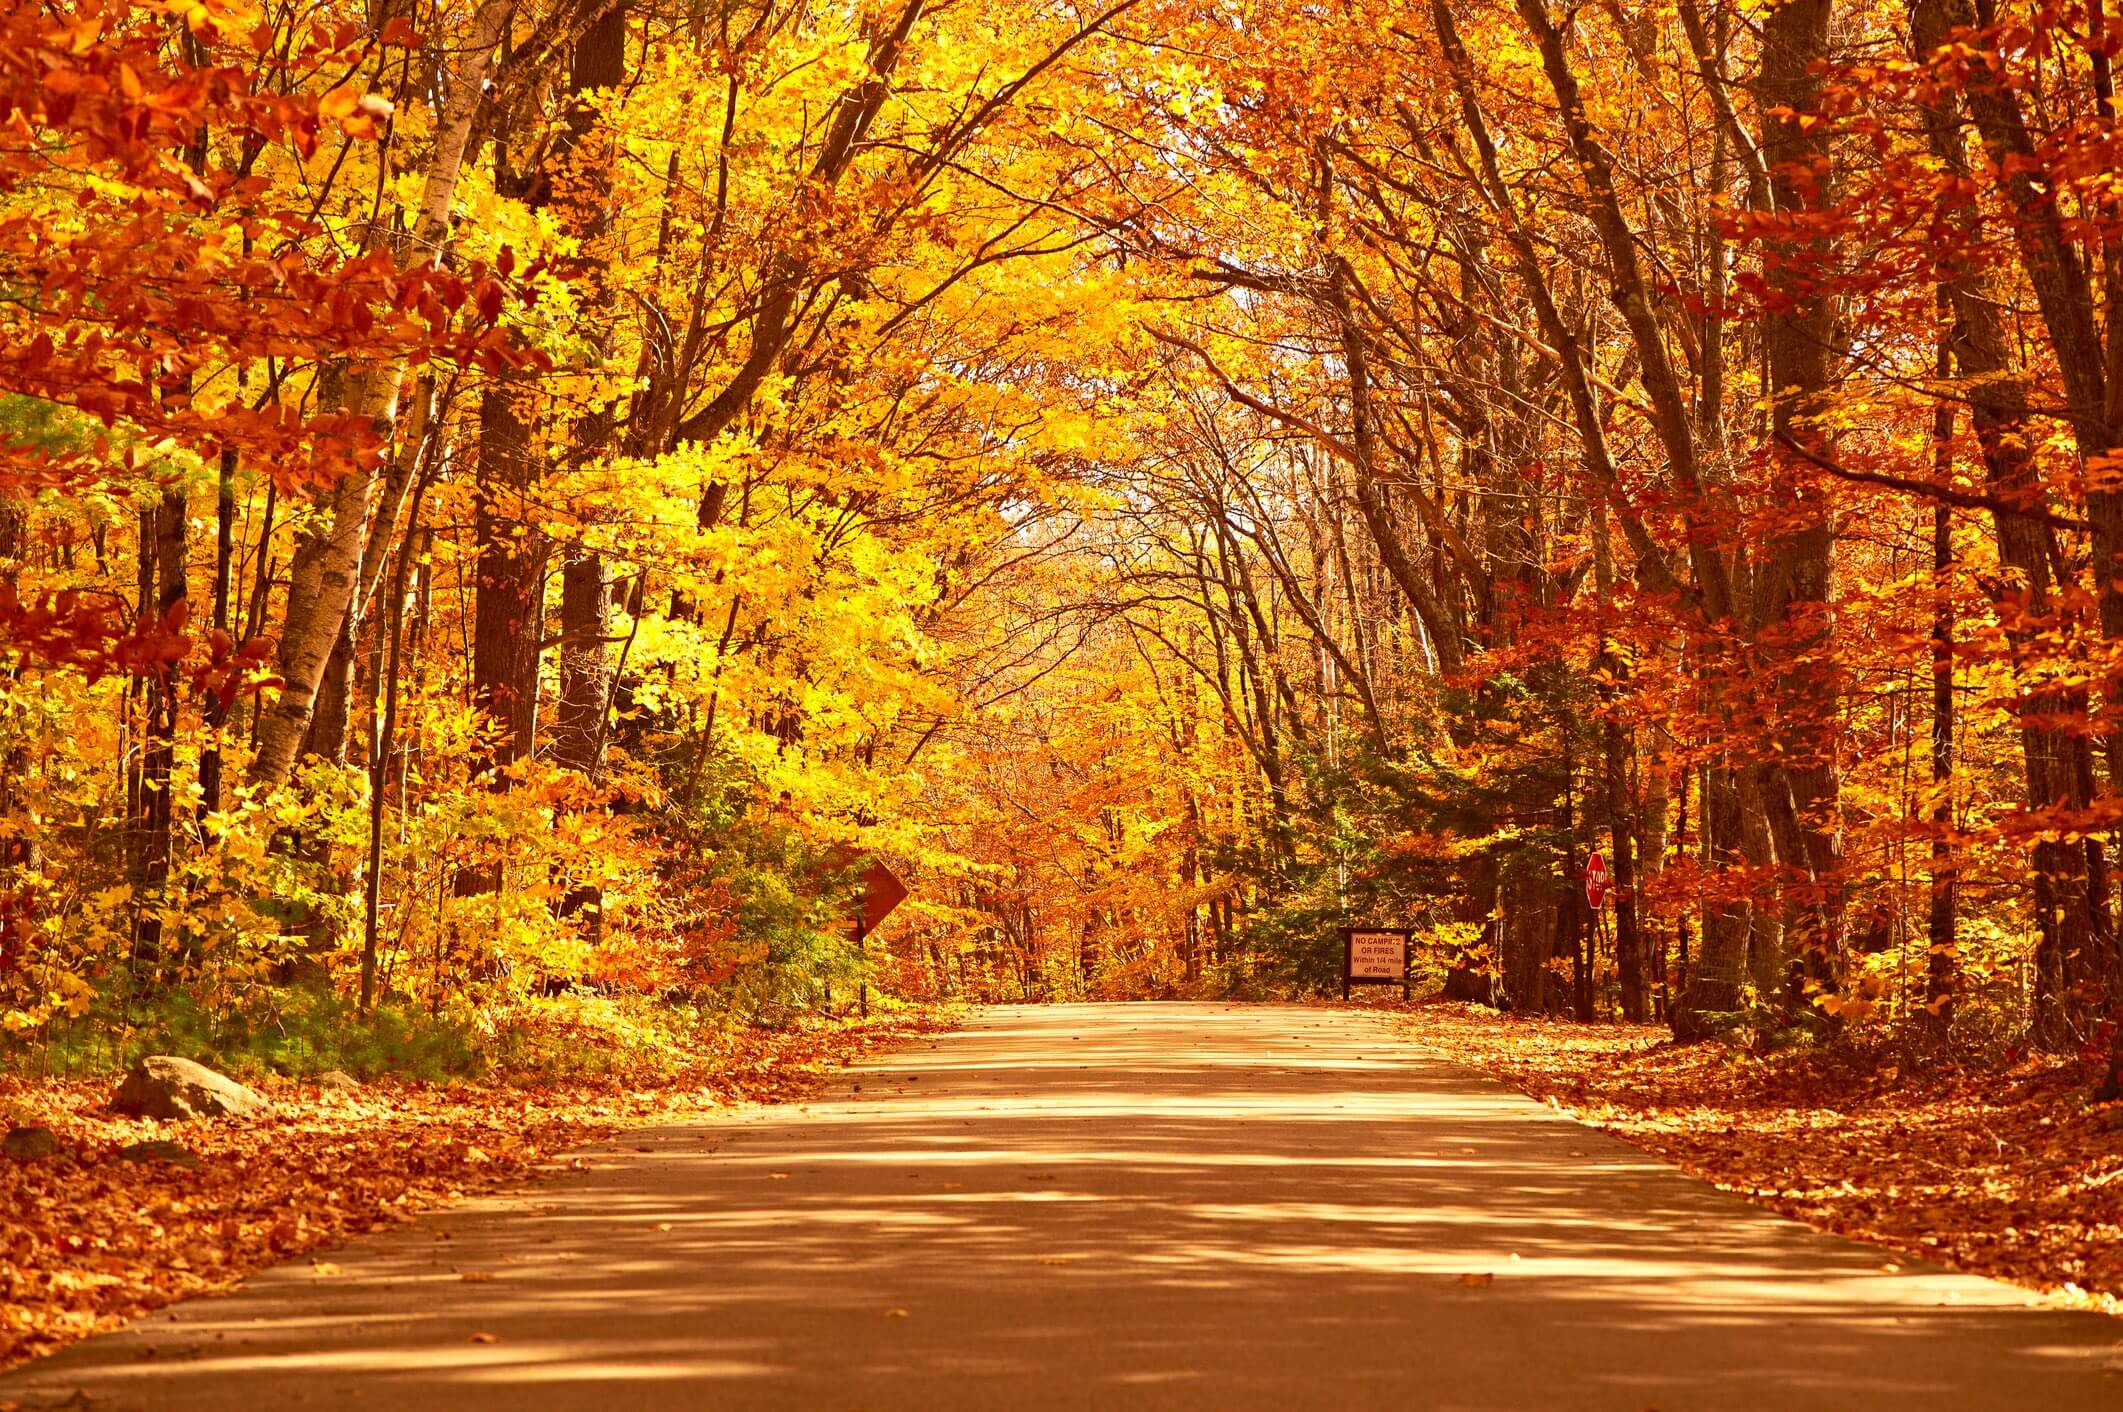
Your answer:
[1404,1002,2123,1316]
[0,1012,948,1371]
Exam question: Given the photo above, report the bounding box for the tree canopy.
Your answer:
[1,0,2120,1099]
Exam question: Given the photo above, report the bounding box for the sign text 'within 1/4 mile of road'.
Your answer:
[1342,927,1413,999]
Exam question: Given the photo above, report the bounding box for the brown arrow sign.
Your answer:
[825,847,909,937]
[859,860,909,934]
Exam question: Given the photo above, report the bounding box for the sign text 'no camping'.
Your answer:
[1342,927,1412,1000]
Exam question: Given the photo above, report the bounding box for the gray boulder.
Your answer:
[316,1070,363,1093]
[2,1125,60,1159]
[111,1056,272,1121]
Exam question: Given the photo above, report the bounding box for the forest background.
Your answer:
[2,0,2122,1101]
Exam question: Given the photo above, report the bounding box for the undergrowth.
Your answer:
[0,983,886,1084]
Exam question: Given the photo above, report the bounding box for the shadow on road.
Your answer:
[4,1004,2118,1411]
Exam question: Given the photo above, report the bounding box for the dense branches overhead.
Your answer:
[0,0,2120,1091]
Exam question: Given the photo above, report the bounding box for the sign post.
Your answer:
[1341,927,1413,1001]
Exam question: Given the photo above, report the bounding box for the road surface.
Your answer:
[3,1003,2119,1410]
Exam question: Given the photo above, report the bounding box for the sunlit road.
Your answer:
[4,1003,2120,1410]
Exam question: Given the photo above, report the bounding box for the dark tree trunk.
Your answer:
[471,380,548,772]
[301,621,356,767]
[1591,507,1646,1019]
[1913,0,2107,1044]
[554,551,612,773]
[1926,350,1958,1024]
[135,488,187,974]
[470,0,630,780]
[0,494,33,881]
[198,445,238,823]
[1755,0,1845,1013]
[1673,764,1749,1039]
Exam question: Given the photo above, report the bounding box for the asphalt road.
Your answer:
[4,1003,2119,1410]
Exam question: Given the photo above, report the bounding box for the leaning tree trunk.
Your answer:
[249,0,515,790]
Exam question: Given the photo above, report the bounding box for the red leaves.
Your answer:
[0,582,280,696]
[191,628,278,715]
[0,584,150,681]
[0,0,550,560]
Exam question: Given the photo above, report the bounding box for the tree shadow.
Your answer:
[4,1003,2118,1411]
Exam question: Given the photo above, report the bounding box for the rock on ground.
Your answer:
[117,1140,200,1168]
[110,1056,273,1121]
[1,1125,60,1159]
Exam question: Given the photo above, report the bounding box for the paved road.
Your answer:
[4,1004,2119,1410]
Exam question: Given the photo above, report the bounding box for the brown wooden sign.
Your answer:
[1342,927,1412,1000]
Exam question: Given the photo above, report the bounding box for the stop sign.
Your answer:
[1585,851,1610,909]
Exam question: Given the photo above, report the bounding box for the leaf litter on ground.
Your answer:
[1400,1001,2123,1317]
[0,1011,951,1371]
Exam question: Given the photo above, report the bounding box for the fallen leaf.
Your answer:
[1401,1004,2123,1320]
[0,1015,948,1373]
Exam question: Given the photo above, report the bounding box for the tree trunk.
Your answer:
[363,477,428,1009]
[1926,361,1958,1024]
[301,621,356,767]
[1913,0,2107,1043]
[545,4,631,782]
[1590,506,1646,1018]
[249,0,514,790]
[1673,764,1750,1038]
[198,445,237,823]
[134,487,187,974]
[471,381,548,772]
[1754,0,1846,1013]
[554,551,613,773]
